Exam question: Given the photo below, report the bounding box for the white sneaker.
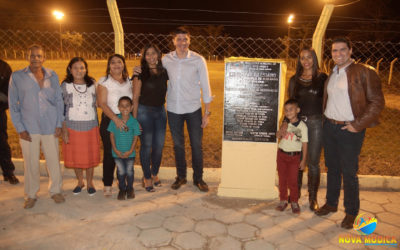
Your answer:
[103,186,112,197]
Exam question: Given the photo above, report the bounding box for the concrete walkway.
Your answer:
[0,175,399,249]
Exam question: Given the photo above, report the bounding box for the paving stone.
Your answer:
[376,212,400,225]
[259,227,293,244]
[195,220,227,237]
[278,241,312,250]
[138,228,172,248]
[381,192,400,204]
[133,213,165,229]
[174,232,206,249]
[305,216,338,233]
[244,239,274,250]
[163,215,194,232]
[382,203,400,215]
[294,229,330,248]
[155,247,178,250]
[373,221,400,237]
[209,236,242,250]
[130,201,158,214]
[154,194,179,204]
[156,203,187,217]
[360,192,389,204]
[359,200,384,214]
[273,216,307,231]
[323,210,347,224]
[184,205,215,220]
[156,247,178,250]
[244,213,274,229]
[215,209,244,223]
[227,223,258,240]
[261,208,289,217]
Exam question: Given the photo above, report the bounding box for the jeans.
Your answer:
[114,157,135,191]
[303,116,323,200]
[167,108,203,182]
[323,120,365,216]
[0,110,15,177]
[100,114,116,186]
[304,117,323,178]
[137,104,166,179]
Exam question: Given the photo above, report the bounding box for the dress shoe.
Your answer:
[315,203,337,216]
[171,177,187,190]
[118,190,126,200]
[24,198,37,209]
[51,193,65,204]
[275,201,288,211]
[309,199,319,211]
[341,214,356,229]
[127,189,135,199]
[193,179,209,192]
[4,175,19,185]
[291,202,301,214]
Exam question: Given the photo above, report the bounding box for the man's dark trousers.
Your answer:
[0,110,16,178]
[323,119,365,216]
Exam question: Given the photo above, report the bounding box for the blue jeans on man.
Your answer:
[167,108,203,182]
[137,104,166,180]
[114,157,135,191]
[323,120,365,216]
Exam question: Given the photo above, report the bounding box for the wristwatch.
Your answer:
[204,110,211,116]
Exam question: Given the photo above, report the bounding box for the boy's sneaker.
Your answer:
[117,190,126,200]
[291,202,301,214]
[127,189,135,199]
[275,201,288,211]
[87,187,96,196]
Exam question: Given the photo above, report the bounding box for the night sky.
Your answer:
[0,0,399,41]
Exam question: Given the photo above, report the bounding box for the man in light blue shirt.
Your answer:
[163,28,213,192]
[9,44,65,208]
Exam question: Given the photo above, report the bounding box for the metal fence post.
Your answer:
[107,0,124,56]
[376,58,384,74]
[388,58,398,85]
[312,3,334,67]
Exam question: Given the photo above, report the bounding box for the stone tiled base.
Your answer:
[0,175,399,249]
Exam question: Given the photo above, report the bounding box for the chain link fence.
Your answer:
[1,29,399,87]
[1,29,399,175]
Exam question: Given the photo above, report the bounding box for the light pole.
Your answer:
[52,10,64,55]
[287,14,294,61]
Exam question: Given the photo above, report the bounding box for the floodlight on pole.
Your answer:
[286,14,294,61]
[52,10,64,54]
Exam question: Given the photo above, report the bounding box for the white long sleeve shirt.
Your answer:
[162,50,212,114]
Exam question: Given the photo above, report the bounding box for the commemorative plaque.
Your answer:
[218,57,286,200]
[224,61,280,142]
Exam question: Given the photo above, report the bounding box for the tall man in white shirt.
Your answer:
[315,37,384,229]
[163,28,213,192]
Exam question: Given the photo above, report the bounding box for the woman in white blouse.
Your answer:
[97,54,132,196]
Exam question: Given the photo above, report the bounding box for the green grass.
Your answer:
[6,60,400,176]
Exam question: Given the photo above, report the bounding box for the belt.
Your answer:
[279,149,301,156]
[326,117,346,125]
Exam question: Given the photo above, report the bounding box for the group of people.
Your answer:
[3,28,212,208]
[277,37,384,229]
[1,30,384,230]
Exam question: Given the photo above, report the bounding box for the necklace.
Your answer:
[73,83,87,94]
